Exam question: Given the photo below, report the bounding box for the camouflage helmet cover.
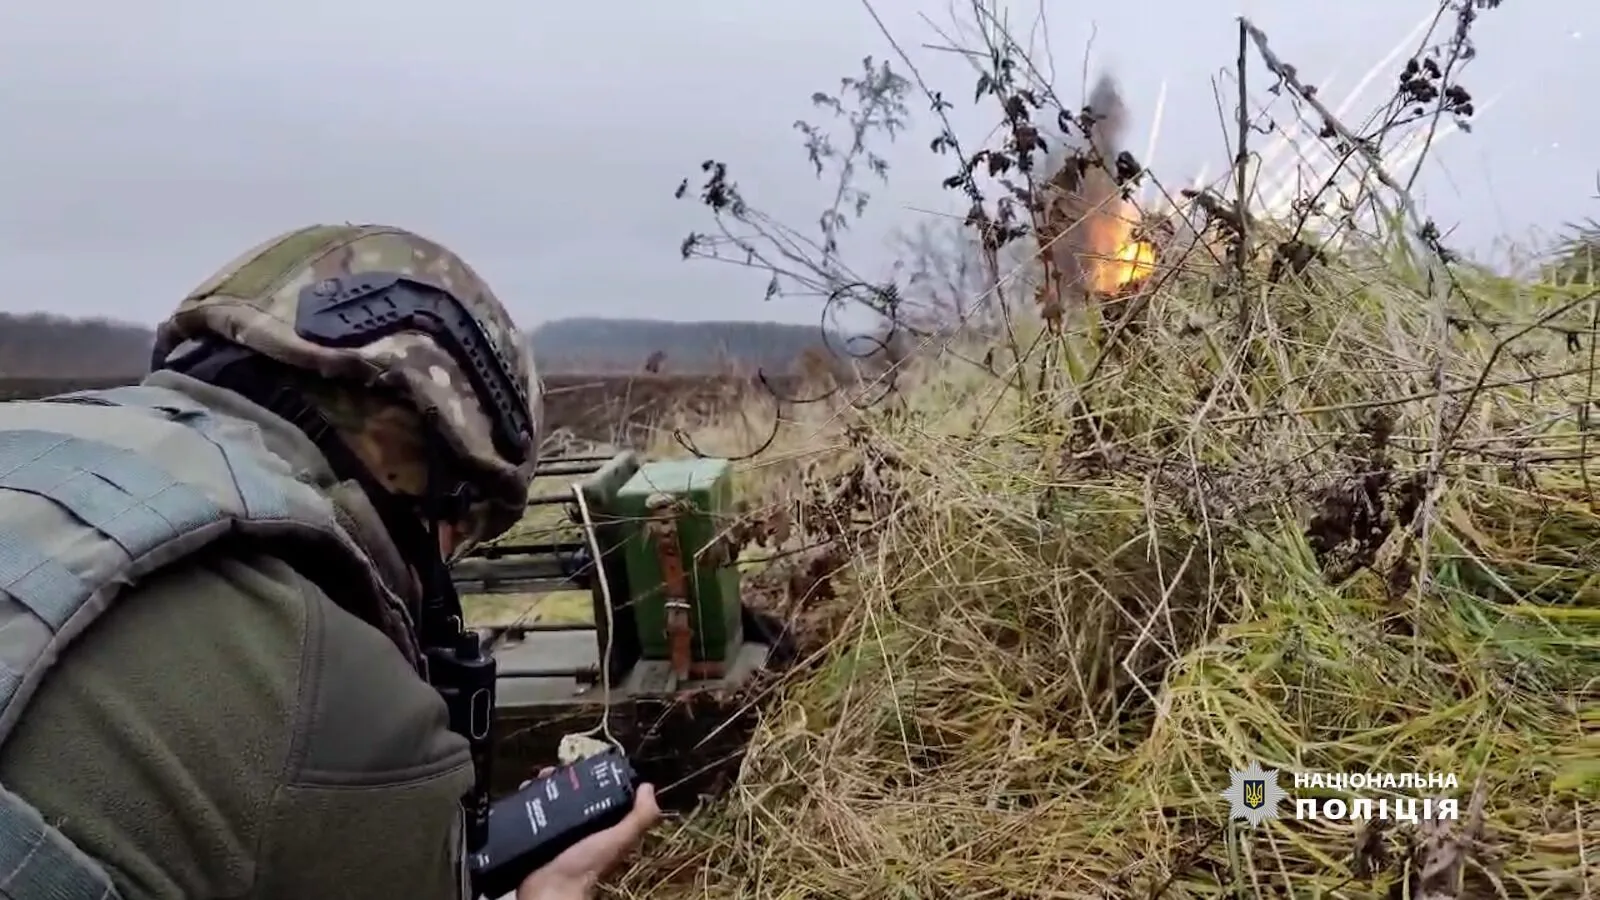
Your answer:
[153,224,542,545]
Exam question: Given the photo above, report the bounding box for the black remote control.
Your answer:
[468,748,639,899]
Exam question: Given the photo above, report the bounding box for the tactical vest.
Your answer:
[0,383,409,898]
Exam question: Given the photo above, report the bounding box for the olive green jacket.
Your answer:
[0,371,476,899]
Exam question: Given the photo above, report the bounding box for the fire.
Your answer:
[1108,237,1157,291]
[1084,202,1158,295]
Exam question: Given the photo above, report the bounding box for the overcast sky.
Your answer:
[0,0,1589,330]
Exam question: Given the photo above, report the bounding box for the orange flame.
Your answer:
[1109,237,1157,291]
[1085,201,1158,294]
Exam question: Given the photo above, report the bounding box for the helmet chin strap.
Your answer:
[413,412,478,640]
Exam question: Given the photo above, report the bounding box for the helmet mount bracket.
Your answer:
[293,272,534,466]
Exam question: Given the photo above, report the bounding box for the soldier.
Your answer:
[0,224,660,899]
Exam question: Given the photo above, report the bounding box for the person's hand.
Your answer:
[514,768,662,900]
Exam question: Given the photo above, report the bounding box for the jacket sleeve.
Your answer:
[249,562,477,900]
[0,552,475,900]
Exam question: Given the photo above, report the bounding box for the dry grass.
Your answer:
[586,231,1600,898]
[468,8,1595,894]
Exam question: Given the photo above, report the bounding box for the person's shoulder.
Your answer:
[278,558,471,781]
[0,547,472,899]
[153,547,469,781]
[174,549,476,900]
[62,544,466,780]
[0,548,331,898]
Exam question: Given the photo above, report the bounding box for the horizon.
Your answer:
[0,309,849,330]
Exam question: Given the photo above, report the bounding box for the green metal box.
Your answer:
[613,458,742,664]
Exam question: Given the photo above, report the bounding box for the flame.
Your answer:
[1085,200,1158,294]
[1109,237,1157,291]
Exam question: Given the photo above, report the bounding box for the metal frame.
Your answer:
[453,450,645,689]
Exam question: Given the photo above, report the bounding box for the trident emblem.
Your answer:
[1242,779,1266,809]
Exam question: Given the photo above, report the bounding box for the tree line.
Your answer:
[0,312,838,378]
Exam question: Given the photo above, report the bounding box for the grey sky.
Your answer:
[0,0,1590,329]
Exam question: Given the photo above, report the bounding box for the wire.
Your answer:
[569,483,621,752]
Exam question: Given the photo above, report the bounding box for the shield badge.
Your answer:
[1242,779,1266,810]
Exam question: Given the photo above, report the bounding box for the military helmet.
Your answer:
[152,224,542,549]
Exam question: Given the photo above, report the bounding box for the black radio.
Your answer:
[426,629,498,852]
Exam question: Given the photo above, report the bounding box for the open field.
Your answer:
[0,372,803,444]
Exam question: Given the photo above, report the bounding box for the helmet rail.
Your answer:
[293,271,536,466]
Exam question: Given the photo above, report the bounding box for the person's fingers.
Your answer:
[561,783,662,871]
[629,784,662,829]
[602,784,663,857]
